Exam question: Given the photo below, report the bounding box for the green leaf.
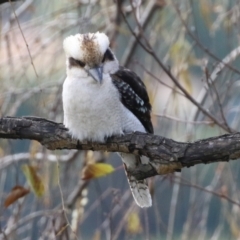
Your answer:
[22,164,44,197]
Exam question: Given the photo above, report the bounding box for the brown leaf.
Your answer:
[4,185,30,207]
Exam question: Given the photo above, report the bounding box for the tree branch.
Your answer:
[1,116,240,180]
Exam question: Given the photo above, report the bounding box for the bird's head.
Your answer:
[63,32,119,83]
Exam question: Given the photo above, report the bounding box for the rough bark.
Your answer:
[1,116,240,180]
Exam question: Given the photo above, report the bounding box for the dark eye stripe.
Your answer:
[102,49,114,62]
[69,57,85,68]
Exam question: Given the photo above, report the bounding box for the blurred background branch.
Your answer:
[0,0,21,5]
[1,0,240,239]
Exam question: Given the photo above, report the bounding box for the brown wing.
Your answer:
[111,66,153,134]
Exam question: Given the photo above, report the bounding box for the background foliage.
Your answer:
[1,0,240,239]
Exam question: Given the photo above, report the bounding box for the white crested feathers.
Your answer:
[103,56,119,75]
[63,32,109,66]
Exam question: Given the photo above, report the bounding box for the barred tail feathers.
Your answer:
[127,174,152,208]
[120,153,152,208]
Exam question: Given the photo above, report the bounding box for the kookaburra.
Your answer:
[62,32,153,207]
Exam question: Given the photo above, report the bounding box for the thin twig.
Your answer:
[0,151,78,170]
[189,45,240,124]
[166,172,181,240]
[206,69,231,132]
[173,174,240,207]
[121,0,158,65]
[8,0,38,78]
[56,159,79,239]
[120,7,232,132]
[0,210,61,238]
[171,1,240,75]
[154,113,214,125]
[134,60,184,96]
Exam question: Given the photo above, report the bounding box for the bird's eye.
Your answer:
[102,49,114,63]
[69,57,86,68]
[75,59,85,67]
